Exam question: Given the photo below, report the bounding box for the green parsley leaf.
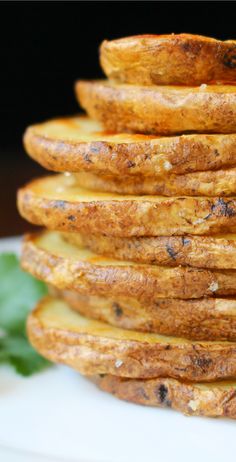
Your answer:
[0,252,51,375]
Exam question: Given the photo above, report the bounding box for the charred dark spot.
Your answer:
[90,145,100,154]
[67,215,76,222]
[165,345,171,350]
[99,373,106,378]
[223,47,236,68]
[166,244,178,260]
[112,302,123,317]
[194,357,212,370]
[144,153,151,160]
[54,200,66,209]
[214,149,220,157]
[203,213,212,220]
[211,198,236,217]
[137,387,150,400]
[127,160,136,168]
[84,153,93,163]
[151,258,157,264]
[156,384,171,406]
[182,236,190,246]
[180,41,191,52]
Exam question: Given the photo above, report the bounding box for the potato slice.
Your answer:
[74,169,236,196]
[53,289,236,342]
[100,34,236,86]
[63,231,236,270]
[76,80,236,135]
[92,374,236,418]
[21,231,236,300]
[28,296,236,381]
[17,174,236,236]
[23,116,236,176]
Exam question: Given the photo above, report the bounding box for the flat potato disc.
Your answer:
[17,174,236,236]
[21,231,236,300]
[28,296,236,382]
[100,34,236,86]
[55,289,236,341]
[63,231,236,270]
[92,374,236,418]
[23,116,236,176]
[76,80,236,135]
[74,169,236,196]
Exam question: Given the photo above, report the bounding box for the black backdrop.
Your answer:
[0,1,235,236]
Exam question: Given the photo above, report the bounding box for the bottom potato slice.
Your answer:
[21,231,236,299]
[53,289,236,342]
[74,169,236,197]
[28,296,236,381]
[63,231,236,270]
[92,375,236,418]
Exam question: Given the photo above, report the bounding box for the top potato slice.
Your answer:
[28,296,236,381]
[23,116,236,177]
[100,34,236,86]
[76,80,236,135]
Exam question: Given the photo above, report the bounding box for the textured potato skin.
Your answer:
[100,34,236,86]
[17,175,236,237]
[23,117,236,176]
[27,296,236,381]
[75,169,236,197]
[21,232,236,300]
[76,80,236,135]
[63,232,236,270]
[92,375,236,418]
[56,290,236,341]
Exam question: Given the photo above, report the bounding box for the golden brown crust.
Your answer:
[21,231,236,300]
[17,174,236,237]
[27,296,236,381]
[76,80,236,135]
[92,374,236,418]
[23,116,236,176]
[63,232,236,270]
[100,34,236,86]
[74,169,236,196]
[56,289,236,342]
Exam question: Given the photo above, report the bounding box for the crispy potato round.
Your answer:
[92,375,236,418]
[100,34,236,86]
[63,231,236,270]
[74,169,236,196]
[17,174,236,237]
[28,296,236,381]
[21,231,236,300]
[23,116,236,176]
[76,80,236,135]
[55,289,236,341]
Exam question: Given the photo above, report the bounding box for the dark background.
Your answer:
[0,1,235,236]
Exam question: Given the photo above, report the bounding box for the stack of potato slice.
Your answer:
[18,34,236,418]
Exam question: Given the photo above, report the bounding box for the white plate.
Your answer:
[0,236,235,462]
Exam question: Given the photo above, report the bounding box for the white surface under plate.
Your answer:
[0,236,235,462]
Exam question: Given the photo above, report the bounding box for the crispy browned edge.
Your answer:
[92,374,236,418]
[63,232,236,270]
[100,34,236,86]
[74,168,236,196]
[21,232,236,300]
[17,176,236,237]
[27,296,236,382]
[55,289,236,342]
[76,80,236,135]
[23,121,236,176]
